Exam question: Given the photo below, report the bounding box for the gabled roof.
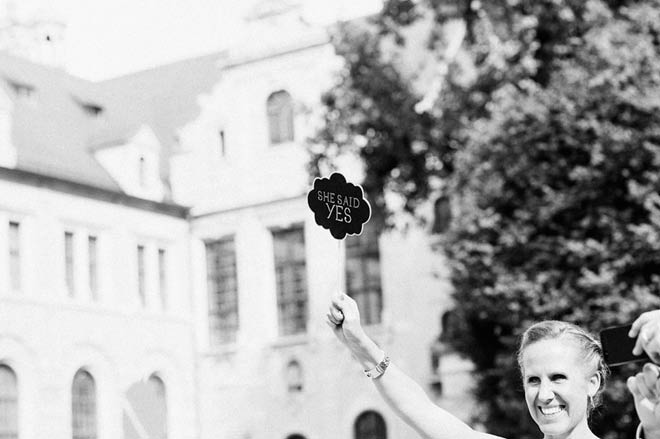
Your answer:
[88,51,227,159]
[0,51,120,191]
[0,50,225,198]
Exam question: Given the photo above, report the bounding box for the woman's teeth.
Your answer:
[540,406,564,416]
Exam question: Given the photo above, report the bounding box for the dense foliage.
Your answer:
[309,1,660,438]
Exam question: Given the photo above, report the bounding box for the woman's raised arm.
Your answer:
[327,293,505,439]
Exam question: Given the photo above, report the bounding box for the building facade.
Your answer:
[0,171,195,439]
[170,3,473,439]
[0,51,225,439]
[0,2,473,438]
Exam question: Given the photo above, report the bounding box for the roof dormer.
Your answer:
[0,84,17,168]
[72,96,104,118]
[6,79,36,102]
[92,125,166,201]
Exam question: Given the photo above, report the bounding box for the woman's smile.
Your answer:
[538,405,565,417]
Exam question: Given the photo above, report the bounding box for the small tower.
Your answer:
[0,0,66,68]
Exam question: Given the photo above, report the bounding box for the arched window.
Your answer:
[354,411,386,439]
[440,309,459,344]
[147,375,168,439]
[0,365,18,439]
[267,90,294,144]
[431,196,451,234]
[72,369,97,439]
[123,374,167,439]
[286,360,303,393]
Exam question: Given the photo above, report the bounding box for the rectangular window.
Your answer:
[219,130,226,156]
[137,245,146,306]
[345,224,382,325]
[88,236,98,300]
[138,156,147,188]
[272,227,307,336]
[158,248,167,309]
[65,231,75,296]
[205,238,239,344]
[8,222,20,291]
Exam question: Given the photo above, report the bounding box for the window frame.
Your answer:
[0,364,18,439]
[266,90,295,145]
[71,369,97,439]
[88,235,98,300]
[354,410,387,439]
[205,236,240,345]
[137,245,146,307]
[345,224,383,326]
[271,226,308,336]
[158,248,167,309]
[8,221,21,292]
[285,359,303,393]
[64,231,75,297]
[138,155,147,188]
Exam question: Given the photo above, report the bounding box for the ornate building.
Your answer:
[0,2,473,438]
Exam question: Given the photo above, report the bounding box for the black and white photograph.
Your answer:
[2,1,660,439]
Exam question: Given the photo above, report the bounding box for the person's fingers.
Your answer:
[631,311,660,337]
[328,305,344,322]
[332,293,359,320]
[635,371,656,401]
[644,362,660,380]
[331,294,345,312]
[638,363,660,401]
[631,312,654,337]
[327,312,341,326]
[654,398,660,422]
[634,325,652,356]
[647,333,660,363]
[628,375,644,401]
[634,320,660,357]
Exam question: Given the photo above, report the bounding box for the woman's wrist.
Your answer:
[341,324,383,368]
[352,338,385,369]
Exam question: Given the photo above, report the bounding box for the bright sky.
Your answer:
[4,0,381,81]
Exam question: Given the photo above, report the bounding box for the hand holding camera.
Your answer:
[602,311,660,439]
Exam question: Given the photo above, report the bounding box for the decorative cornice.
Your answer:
[0,166,189,218]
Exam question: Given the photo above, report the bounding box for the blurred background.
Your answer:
[1,0,659,438]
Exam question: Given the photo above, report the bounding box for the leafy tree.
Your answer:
[309,1,660,438]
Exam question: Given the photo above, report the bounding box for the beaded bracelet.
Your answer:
[364,354,390,379]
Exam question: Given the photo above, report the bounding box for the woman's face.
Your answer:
[521,337,600,439]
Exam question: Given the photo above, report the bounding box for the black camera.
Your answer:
[600,324,651,366]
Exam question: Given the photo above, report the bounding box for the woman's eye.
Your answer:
[551,374,567,382]
[527,377,540,384]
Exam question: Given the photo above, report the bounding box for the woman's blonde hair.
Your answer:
[517,320,609,415]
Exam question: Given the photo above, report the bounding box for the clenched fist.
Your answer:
[326,293,381,368]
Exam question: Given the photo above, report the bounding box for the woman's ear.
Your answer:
[588,372,601,397]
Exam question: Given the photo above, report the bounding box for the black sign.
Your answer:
[307,173,371,240]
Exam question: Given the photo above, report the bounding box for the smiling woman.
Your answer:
[517,322,608,439]
[326,293,643,439]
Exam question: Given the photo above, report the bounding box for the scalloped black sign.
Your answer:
[307,173,371,240]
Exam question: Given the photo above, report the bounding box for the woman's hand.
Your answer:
[326,293,379,366]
